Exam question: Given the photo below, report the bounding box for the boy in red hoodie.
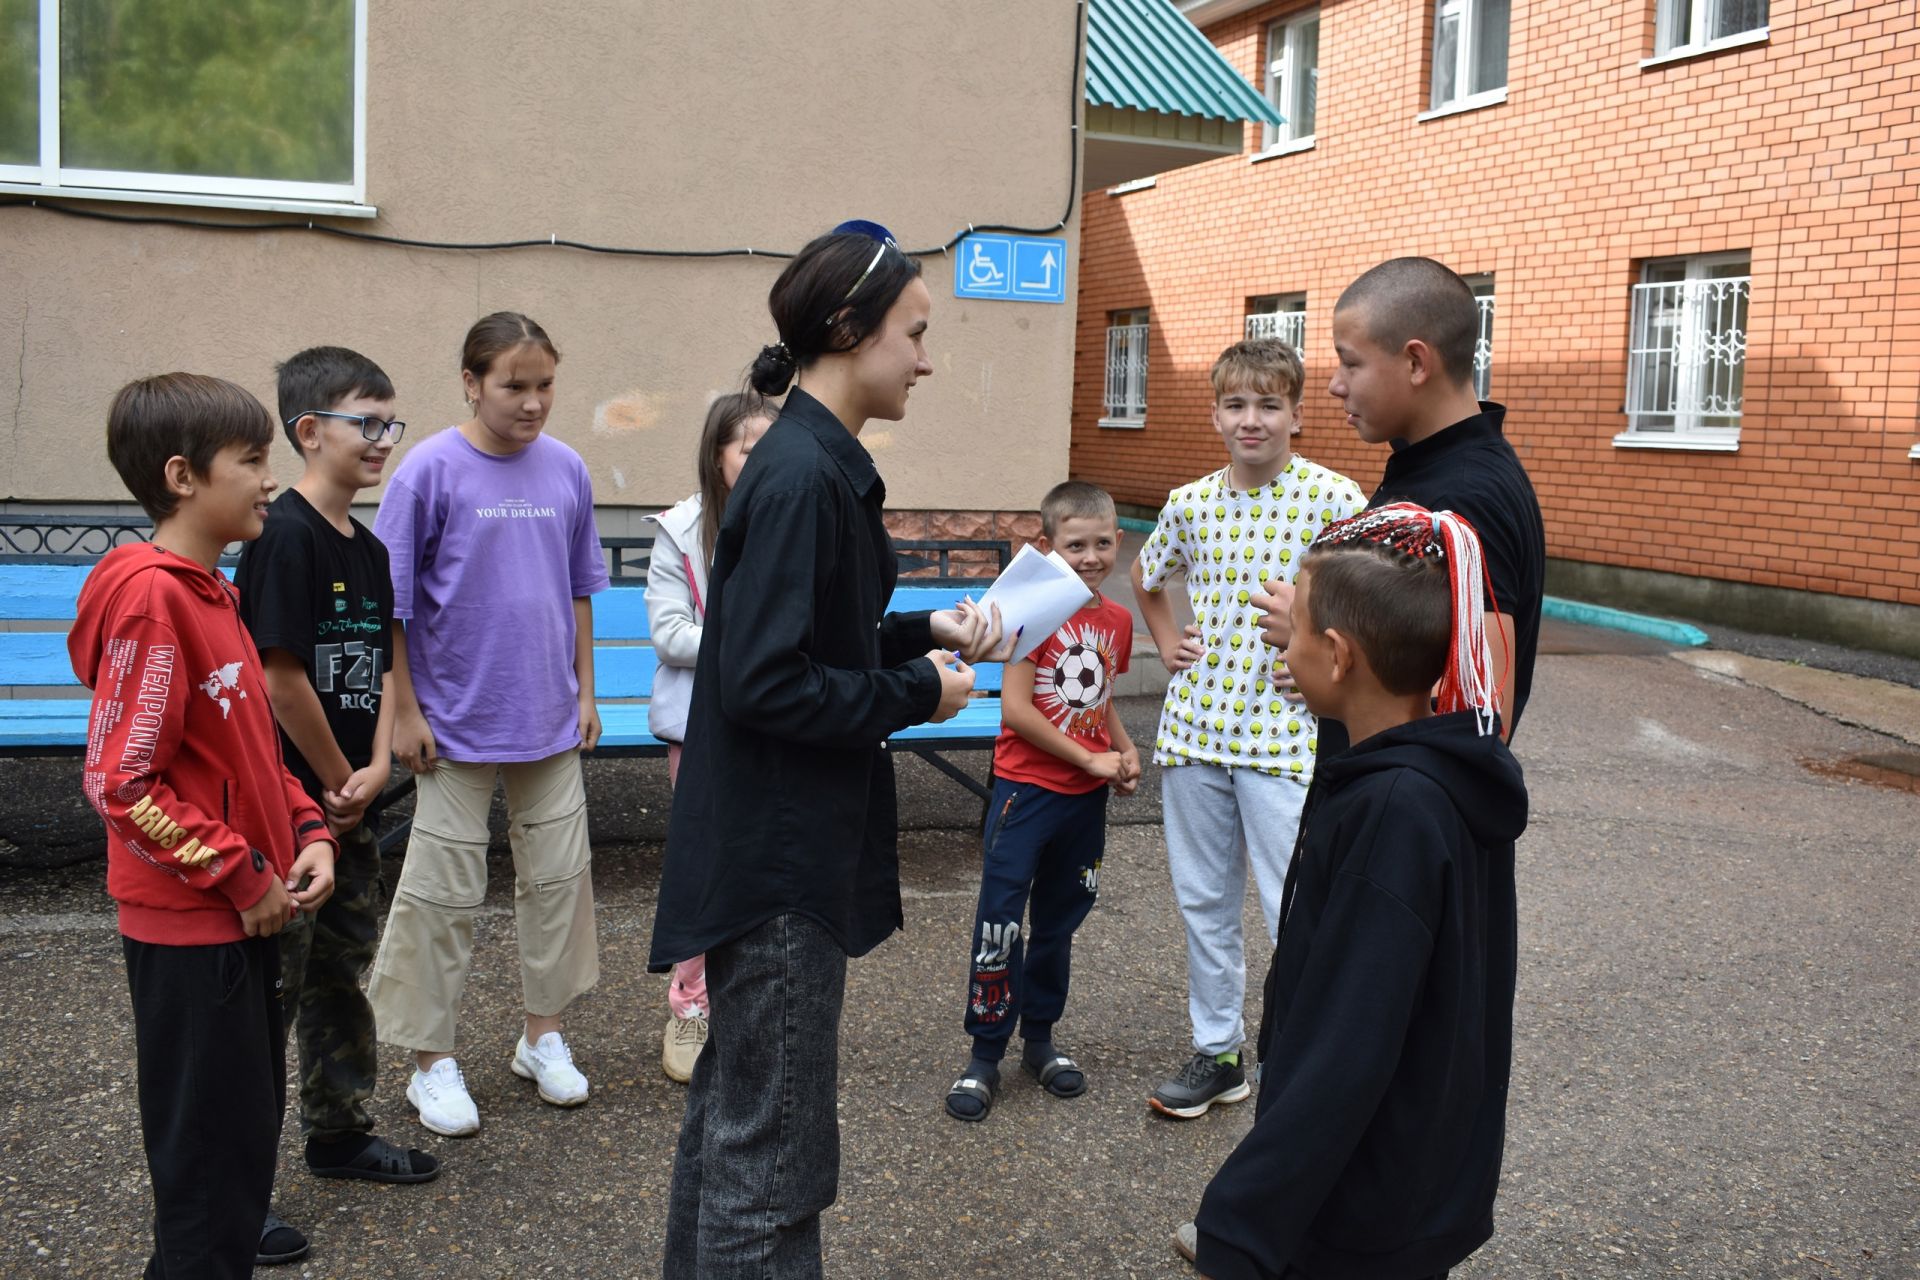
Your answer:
[70,373,338,1278]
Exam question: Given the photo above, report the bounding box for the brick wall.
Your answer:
[1071,0,1920,607]
[885,510,1044,579]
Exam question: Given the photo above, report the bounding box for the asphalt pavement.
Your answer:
[0,626,1916,1278]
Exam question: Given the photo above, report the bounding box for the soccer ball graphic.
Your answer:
[1055,644,1107,710]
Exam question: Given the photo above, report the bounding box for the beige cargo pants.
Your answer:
[368,749,598,1053]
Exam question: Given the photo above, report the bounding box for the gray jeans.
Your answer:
[663,913,847,1280]
[1162,763,1309,1056]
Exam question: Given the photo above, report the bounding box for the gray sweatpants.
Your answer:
[1162,762,1310,1057]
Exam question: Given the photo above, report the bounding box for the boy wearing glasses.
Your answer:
[235,346,438,1265]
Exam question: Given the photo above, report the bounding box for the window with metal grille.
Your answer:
[1465,275,1495,401]
[1102,309,1149,427]
[1655,0,1768,57]
[1262,9,1319,152]
[1429,0,1509,113]
[1620,253,1750,449]
[1245,295,1307,357]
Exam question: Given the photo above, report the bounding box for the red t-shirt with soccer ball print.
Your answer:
[991,594,1135,795]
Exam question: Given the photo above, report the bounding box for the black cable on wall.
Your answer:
[0,3,1084,262]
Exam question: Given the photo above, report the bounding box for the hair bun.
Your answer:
[749,342,798,396]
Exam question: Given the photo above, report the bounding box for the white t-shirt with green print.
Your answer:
[1137,457,1366,781]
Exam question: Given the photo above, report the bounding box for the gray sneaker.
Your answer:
[1173,1220,1199,1266]
[1149,1051,1251,1119]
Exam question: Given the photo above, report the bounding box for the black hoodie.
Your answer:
[1195,711,1527,1280]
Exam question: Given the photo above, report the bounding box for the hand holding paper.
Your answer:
[930,597,1016,664]
[975,545,1096,664]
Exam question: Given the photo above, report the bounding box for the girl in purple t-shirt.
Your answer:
[367,312,609,1139]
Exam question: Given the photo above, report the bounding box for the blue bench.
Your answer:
[2,563,1007,850]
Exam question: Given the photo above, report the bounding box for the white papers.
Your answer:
[976,544,1095,664]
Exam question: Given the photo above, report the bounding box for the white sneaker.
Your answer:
[662,1010,708,1084]
[406,1058,480,1137]
[512,1031,590,1107]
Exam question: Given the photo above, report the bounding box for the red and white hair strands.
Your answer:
[1312,502,1504,736]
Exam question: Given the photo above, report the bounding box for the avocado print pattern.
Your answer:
[1136,458,1366,778]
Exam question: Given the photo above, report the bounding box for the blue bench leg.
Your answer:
[903,747,992,801]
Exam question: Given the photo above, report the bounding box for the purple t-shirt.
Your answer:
[374,427,610,762]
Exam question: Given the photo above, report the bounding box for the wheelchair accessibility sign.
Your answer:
[953,233,1068,304]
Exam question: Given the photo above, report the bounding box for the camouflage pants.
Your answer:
[279,820,383,1141]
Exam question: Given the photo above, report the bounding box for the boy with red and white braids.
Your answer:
[1183,503,1527,1280]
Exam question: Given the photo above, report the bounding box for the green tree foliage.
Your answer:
[0,0,37,165]
[58,0,353,182]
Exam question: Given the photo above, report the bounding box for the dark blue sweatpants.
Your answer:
[964,777,1106,1062]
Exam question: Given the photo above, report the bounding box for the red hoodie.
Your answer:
[68,543,333,945]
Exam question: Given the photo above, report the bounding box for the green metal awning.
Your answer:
[1086,0,1281,127]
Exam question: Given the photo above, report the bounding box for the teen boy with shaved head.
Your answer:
[1257,257,1546,750]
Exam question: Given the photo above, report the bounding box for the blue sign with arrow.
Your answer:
[953,233,1068,304]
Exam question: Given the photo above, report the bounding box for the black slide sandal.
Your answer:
[307,1134,442,1184]
[1025,1052,1088,1099]
[257,1212,310,1266]
[944,1065,1001,1122]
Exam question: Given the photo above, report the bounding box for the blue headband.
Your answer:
[833,219,899,304]
[832,219,896,244]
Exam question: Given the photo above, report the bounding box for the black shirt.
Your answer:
[1195,713,1527,1280]
[234,488,394,806]
[647,389,940,968]
[1320,404,1545,754]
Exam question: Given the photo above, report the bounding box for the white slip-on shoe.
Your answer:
[512,1031,590,1107]
[406,1058,480,1137]
[661,1011,708,1084]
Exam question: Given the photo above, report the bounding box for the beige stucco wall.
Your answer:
[0,0,1083,512]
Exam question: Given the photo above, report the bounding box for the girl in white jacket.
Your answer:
[644,391,774,1082]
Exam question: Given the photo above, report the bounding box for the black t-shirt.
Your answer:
[1320,404,1546,754]
[234,489,395,805]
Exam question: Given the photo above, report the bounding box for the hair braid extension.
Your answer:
[1315,503,1503,735]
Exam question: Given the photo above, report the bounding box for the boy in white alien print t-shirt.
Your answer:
[1130,338,1365,1120]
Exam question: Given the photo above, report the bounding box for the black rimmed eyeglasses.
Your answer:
[287,410,407,443]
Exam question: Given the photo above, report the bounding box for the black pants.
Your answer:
[964,779,1105,1060]
[124,935,285,1280]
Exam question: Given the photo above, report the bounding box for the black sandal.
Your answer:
[944,1064,1000,1122]
[1024,1051,1088,1099]
[307,1134,442,1184]
[257,1211,310,1266]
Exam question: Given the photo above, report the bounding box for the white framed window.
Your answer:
[1260,9,1319,155]
[1619,253,1750,450]
[1245,294,1307,357]
[0,0,372,216]
[1652,0,1768,60]
[1426,0,1509,116]
[1102,309,1150,428]
[1464,274,1495,401]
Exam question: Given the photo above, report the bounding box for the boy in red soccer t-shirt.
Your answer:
[944,482,1139,1121]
